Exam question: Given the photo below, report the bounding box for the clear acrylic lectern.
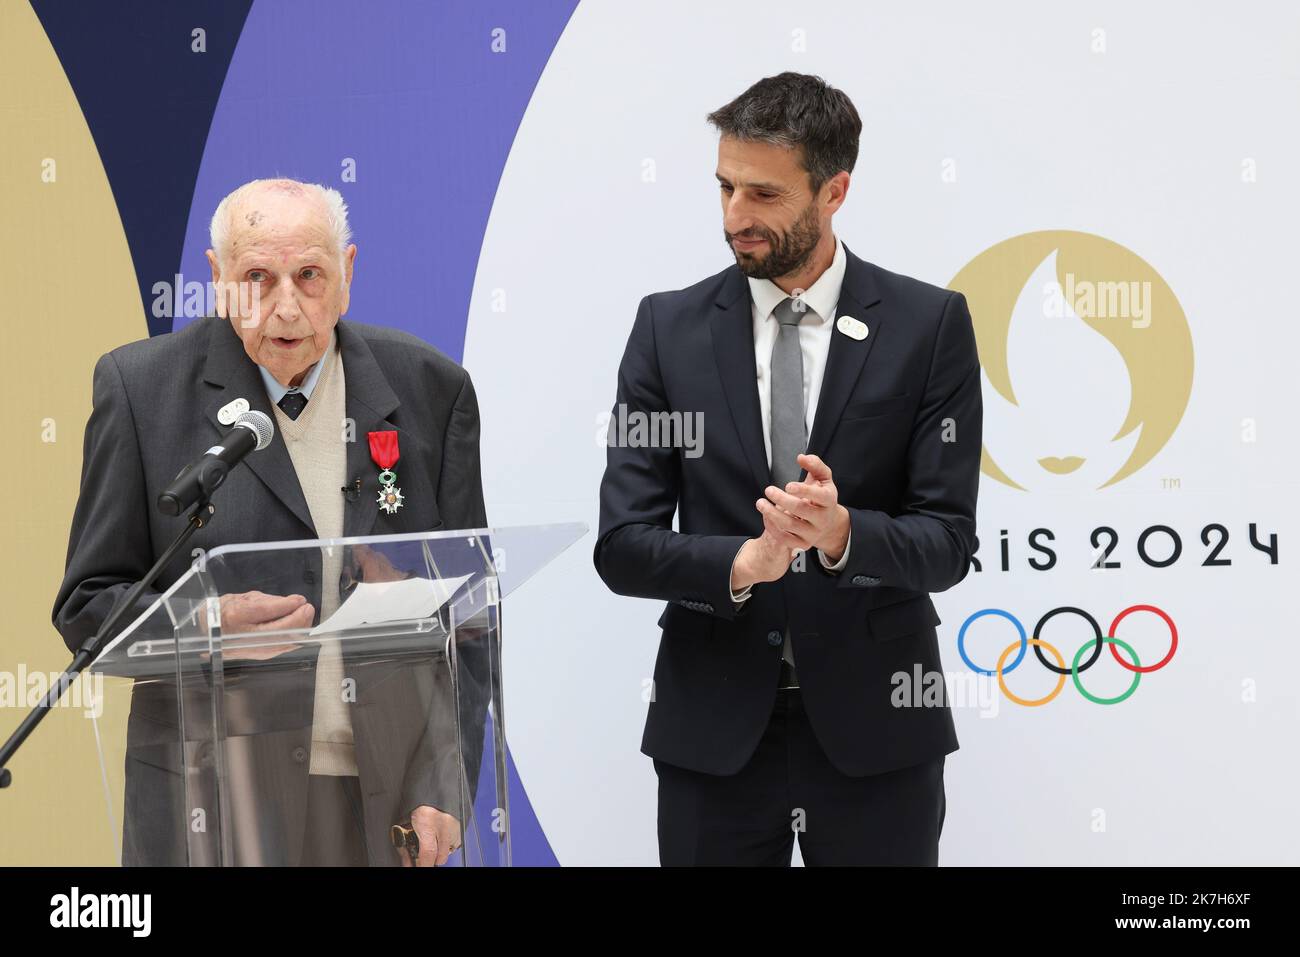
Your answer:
[85,523,586,867]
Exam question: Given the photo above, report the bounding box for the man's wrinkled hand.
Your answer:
[351,545,410,584]
[201,591,314,660]
[401,805,461,867]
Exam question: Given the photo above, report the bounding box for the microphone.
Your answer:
[157,410,274,516]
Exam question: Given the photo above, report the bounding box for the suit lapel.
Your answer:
[806,242,885,457]
[202,318,316,534]
[710,243,887,487]
[711,267,771,491]
[335,321,401,539]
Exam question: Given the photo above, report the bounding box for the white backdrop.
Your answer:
[464,0,1300,865]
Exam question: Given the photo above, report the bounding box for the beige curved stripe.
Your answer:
[0,1,143,866]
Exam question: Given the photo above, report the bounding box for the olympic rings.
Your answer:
[958,605,1176,705]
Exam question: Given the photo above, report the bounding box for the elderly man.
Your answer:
[52,178,487,866]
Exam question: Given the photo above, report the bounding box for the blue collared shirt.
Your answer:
[258,332,333,405]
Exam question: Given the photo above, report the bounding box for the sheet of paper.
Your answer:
[308,574,473,636]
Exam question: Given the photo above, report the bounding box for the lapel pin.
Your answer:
[218,397,250,425]
[837,316,868,341]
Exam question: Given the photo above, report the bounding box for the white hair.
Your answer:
[208,178,352,273]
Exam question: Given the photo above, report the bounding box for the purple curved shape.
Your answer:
[177,0,577,362]
[178,0,579,865]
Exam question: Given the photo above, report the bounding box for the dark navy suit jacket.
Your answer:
[595,242,982,777]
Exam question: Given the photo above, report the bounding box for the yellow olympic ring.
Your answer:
[997,638,1067,707]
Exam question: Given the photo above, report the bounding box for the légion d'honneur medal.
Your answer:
[368,430,404,514]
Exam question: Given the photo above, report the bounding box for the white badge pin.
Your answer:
[218,397,250,425]
[837,315,868,341]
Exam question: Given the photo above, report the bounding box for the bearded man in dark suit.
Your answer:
[595,74,982,866]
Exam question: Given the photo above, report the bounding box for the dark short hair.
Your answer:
[706,72,861,193]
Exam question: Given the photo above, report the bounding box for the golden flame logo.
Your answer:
[950,231,1193,490]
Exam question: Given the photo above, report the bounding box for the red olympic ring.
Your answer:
[1108,604,1178,674]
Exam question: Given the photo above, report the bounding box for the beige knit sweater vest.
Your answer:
[269,333,356,776]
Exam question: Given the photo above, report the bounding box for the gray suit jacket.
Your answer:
[52,315,489,865]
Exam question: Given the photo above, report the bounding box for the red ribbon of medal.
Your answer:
[368,430,404,514]
[368,430,400,471]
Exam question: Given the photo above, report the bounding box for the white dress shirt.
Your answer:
[731,236,852,605]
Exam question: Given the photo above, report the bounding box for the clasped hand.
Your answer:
[730,453,850,592]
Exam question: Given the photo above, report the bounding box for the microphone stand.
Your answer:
[0,492,219,789]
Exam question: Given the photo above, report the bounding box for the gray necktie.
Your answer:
[769,297,807,674]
